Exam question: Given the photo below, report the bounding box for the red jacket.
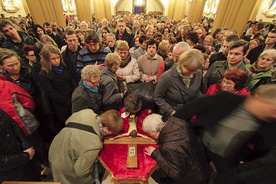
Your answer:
[0,78,34,136]
[205,83,251,96]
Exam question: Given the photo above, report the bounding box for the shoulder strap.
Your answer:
[66,122,97,135]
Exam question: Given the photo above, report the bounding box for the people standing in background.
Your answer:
[43,22,63,49]
[137,39,162,83]
[115,18,134,48]
[77,30,110,72]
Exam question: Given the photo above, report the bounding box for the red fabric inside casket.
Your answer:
[99,144,157,179]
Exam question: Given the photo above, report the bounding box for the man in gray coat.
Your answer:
[203,40,252,90]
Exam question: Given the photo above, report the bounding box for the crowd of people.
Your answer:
[0,12,276,184]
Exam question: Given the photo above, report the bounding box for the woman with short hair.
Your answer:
[71,65,102,114]
[205,69,250,96]
[100,53,123,111]
[154,49,204,118]
[143,113,210,184]
[247,49,276,92]
[116,40,140,92]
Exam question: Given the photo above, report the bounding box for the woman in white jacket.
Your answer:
[116,40,140,92]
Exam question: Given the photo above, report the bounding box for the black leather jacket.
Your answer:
[0,109,32,182]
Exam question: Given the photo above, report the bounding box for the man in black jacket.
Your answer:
[115,18,134,48]
[43,21,63,49]
[0,19,35,66]
[62,29,81,84]
[143,113,210,184]
[246,29,276,64]
[173,84,276,184]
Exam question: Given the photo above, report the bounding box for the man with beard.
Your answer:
[43,21,63,49]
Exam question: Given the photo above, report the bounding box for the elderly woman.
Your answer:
[205,69,250,96]
[116,40,140,92]
[39,44,77,125]
[101,53,123,111]
[0,49,58,141]
[154,49,204,118]
[143,114,210,184]
[71,65,102,114]
[247,49,276,92]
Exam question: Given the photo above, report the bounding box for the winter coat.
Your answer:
[49,109,102,184]
[39,67,75,122]
[151,116,210,184]
[0,78,34,135]
[4,66,53,116]
[115,30,134,48]
[154,64,203,117]
[203,60,252,90]
[100,67,123,111]
[0,108,40,182]
[71,81,102,114]
[205,83,251,96]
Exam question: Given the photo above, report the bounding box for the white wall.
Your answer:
[146,0,162,14]
[90,0,95,15]
[160,0,169,16]
[255,0,275,23]
[110,0,167,16]
[110,0,117,16]
[116,0,132,13]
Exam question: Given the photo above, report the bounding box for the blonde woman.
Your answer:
[247,49,276,92]
[100,53,123,111]
[154,49,204,118]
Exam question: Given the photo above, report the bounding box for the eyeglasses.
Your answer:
[89,80,100,85]
[221,79,235,87]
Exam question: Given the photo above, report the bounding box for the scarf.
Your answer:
[120,54,132,68]
[250,61,273,74]
[52,63,64,75]
[83,81,99,93]
[176,65,192,88]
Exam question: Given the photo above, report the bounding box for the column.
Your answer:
[93,0,112,21]
[249,0,263,20]
[174,0,187,20]
[187,0,206,25]
[26,0,65,27]
[21,0,30,15]
[75,0,92,22]
[212,0,258,36]
[167,0,186,20]
[167,0,175,19]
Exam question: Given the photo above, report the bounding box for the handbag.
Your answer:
[12,93,40,134]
